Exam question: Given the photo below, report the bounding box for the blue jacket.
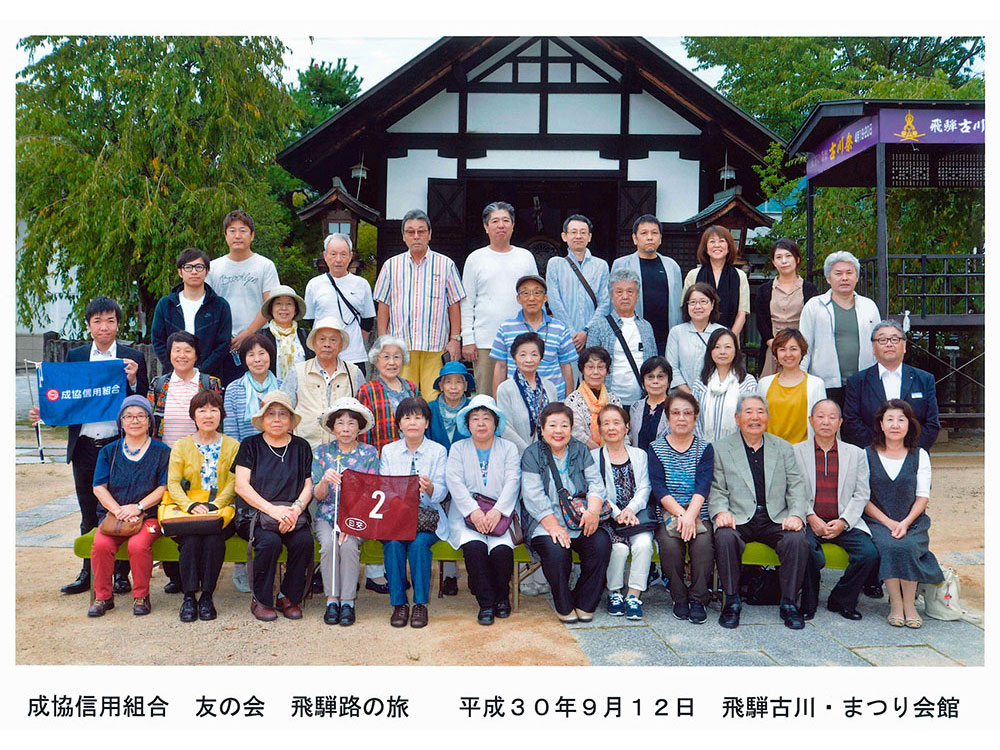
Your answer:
[427,395,469,452]
[842,363,940,451]
[150,283,232,381]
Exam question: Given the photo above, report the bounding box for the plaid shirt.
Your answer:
[813,440,839,521]
[357,377,418,454]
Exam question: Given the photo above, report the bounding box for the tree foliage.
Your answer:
[16,36,299,337]
[290,57,363,137]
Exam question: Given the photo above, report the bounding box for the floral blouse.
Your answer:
[195,438,223,490]
[311,441,380,523]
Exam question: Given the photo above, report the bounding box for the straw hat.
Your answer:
[250,390,302,432]
[261,284,307,322]
[456,394,507,437]
[306,316,351,352]
[317,396,375,435]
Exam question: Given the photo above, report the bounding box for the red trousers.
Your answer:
[91,518,160,600]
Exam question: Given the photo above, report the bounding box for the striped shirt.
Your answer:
[545,249,610,334]
[161,371,200,447]
[373,248,466,352]
[647,435,714,521]
[489,310,578,399]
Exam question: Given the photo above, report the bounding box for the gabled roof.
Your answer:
[296,177,381,224]
[679,186,774,230]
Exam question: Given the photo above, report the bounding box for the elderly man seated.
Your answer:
[709,394,810,630]
[793,399,879,620]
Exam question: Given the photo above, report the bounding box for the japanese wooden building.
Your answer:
[277,36,782,274]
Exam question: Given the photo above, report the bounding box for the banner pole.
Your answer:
[24,360,45,462]
[332,456,342,603]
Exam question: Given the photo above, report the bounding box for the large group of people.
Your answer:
[38,203,947,635]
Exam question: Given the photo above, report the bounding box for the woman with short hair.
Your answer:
[258,284,312,381]
[223,332,281,441]
[682,225,750,335]
[666,283,724,393]
[495,331,558,452]
[628,356,673,451]
[565,346,622,449]
[758,328,827,444]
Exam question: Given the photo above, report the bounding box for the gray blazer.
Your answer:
[520,438,604,540]
[610,251,684,329]
[495,376,559,453]
[707,432,809,527]
[585,311,658,398]
[791,438,871,535]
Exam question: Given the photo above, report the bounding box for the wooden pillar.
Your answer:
[805,179,815,281]
[875,142,889,316]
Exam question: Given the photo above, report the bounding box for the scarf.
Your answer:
[514,368,549,438]
[268,320,301,381]
[702,369,740,441]
[696,262,740,330]
[440,396,468,441]
[579,383,609,445]
[240,370,279,424]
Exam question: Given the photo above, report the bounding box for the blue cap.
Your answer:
[433,360,475,394]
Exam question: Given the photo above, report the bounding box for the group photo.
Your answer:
[13,33,985,668]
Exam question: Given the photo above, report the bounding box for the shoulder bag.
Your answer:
[605,314,645,396]
[566,256,599,310]
[544,444,611,531]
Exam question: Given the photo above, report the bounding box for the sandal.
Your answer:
[887,614,905,627]
[904,617,923,629]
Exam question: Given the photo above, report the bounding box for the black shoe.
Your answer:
[800,590,819,621]
[198,595,217,621]
[323,601,341,625]
[719,595,742,629]
[672,601,690,620]
[441,577,458,596]
[863,582,884,599]
[779,599,805,630]
[179,595,198,622]
[311,569,324,594]
[339,603,356,626]
[477,607,495,625]
[827,600,863,620]
[495,599,512,618]
[62,569,91,595]
[113,575,132,594]
[163,579,182,595]
[688,601,707,624]
[365,578,390,594]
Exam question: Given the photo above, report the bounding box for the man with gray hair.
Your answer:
[798,250,881,406]
[843,319,940,451]
[610,214,683,355]
[585,267,657,407]
[709,393,810,629]
[460,201,538,395]
[304,232,376,372]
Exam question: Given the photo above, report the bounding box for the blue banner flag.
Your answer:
[37,360,129,426]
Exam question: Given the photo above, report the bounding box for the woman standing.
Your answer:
[258,284,312,382]
[87,396,171,617]
[223,333,281,441]
[864,400,943,628]
[565,346,622,449]
[758,328,827,444]
[628,357,673,451]
[495,332,558,453]
[445,395,521,625]
[754,239,819,376]
[691,328,758,442]
[163,390,239,622]
[683,226,750,335]
[665,283,724,393]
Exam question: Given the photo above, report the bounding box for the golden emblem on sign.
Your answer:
[894,110,925,142]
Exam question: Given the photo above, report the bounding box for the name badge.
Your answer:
[912,392,923,399]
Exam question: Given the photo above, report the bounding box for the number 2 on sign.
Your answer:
[369,490,386,519]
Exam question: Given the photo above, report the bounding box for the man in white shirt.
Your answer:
[304,233,376,372]
[460,201,538,395]
[206,210,281,385]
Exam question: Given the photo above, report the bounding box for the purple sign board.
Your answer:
[806,115,878,178]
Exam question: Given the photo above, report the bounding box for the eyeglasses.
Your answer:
[266,409,292,419]
[181,263,207,273]
[669,409,695,417]
[378,352,404,362]
[403,228,429,238]
[518,290,545,299]
[874,335,905,345]
[121,413,148,423]
[687,299,710,308]
[226,227,251,236]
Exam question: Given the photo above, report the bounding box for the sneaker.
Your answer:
[607,590,625,616]
[688,600,707,624]
[672,601,691,620]
[232,563,250,593]
[519,579,550,596]
[625,595,643,620]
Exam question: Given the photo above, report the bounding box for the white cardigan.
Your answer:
[444,436,521,550]
[798,290,880,389]
[758,372,827,439]
[495,376,559,453]
[590,444,651,520]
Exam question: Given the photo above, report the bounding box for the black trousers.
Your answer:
[177,525,236,596]
[826,387,845,409]
[715,507,809,600]
[531,529,612,616]
[251,525,314,607]
[461,541,513,609]
[802,527,880,612]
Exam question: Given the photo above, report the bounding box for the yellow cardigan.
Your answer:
[164,434,241,513]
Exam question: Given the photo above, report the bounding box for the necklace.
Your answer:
[265,437,290,463]
[122,437,149,457]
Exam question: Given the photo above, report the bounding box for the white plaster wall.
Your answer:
[548,94,620,134]
[629,92,702,135]
[387,91,459,133]
[466,150,618,171]
[467,93,540,133]
[482,65,512,83]
[385,150,458,220]
[627,152,701,221]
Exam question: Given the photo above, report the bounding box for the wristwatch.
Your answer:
[451,334,462,342]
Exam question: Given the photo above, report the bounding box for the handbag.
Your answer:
[98,514,144,537]
[544,445,612,531]
[740,565,782,605]
[257,500,310,533]
[417,505,440,533]
[599,450,658,537]
[918,567,980,622]
[464,492,523,544]
[159,486,235,537]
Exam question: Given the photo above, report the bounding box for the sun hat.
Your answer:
[306,316,351,352]
[317,396,375,435]
[456,394,507,437]
[433,360,475,394]
[261,284,307,322]
[250,390,302,432]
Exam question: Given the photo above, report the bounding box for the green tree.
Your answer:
[16,36,300,337]
[290,57,363,137]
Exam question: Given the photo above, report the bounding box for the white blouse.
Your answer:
[877,448,931,497]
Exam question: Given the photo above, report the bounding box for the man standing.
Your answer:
[585,267,657,408]
[843,320,940,451]
[374,209,466,399]
[793,400,879,620]
[206,210,281,386]
[304,232,376,373]
[490,275,577,400]
[546,214,610,354]
[460,201,538,396]
[610,214,683,355]
[150,247,232,381]
[709,394,810,630]
[30,297,148,595]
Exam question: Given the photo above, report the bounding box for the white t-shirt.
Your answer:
[460,245,538,349]
[178,291,205,334]
[304,272,376,364]
[206,253,280,336]
[609,316,643,406]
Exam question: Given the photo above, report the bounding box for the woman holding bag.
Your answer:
[445,395,521,625]
[593,404,654,620]
[162,389,239,622]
